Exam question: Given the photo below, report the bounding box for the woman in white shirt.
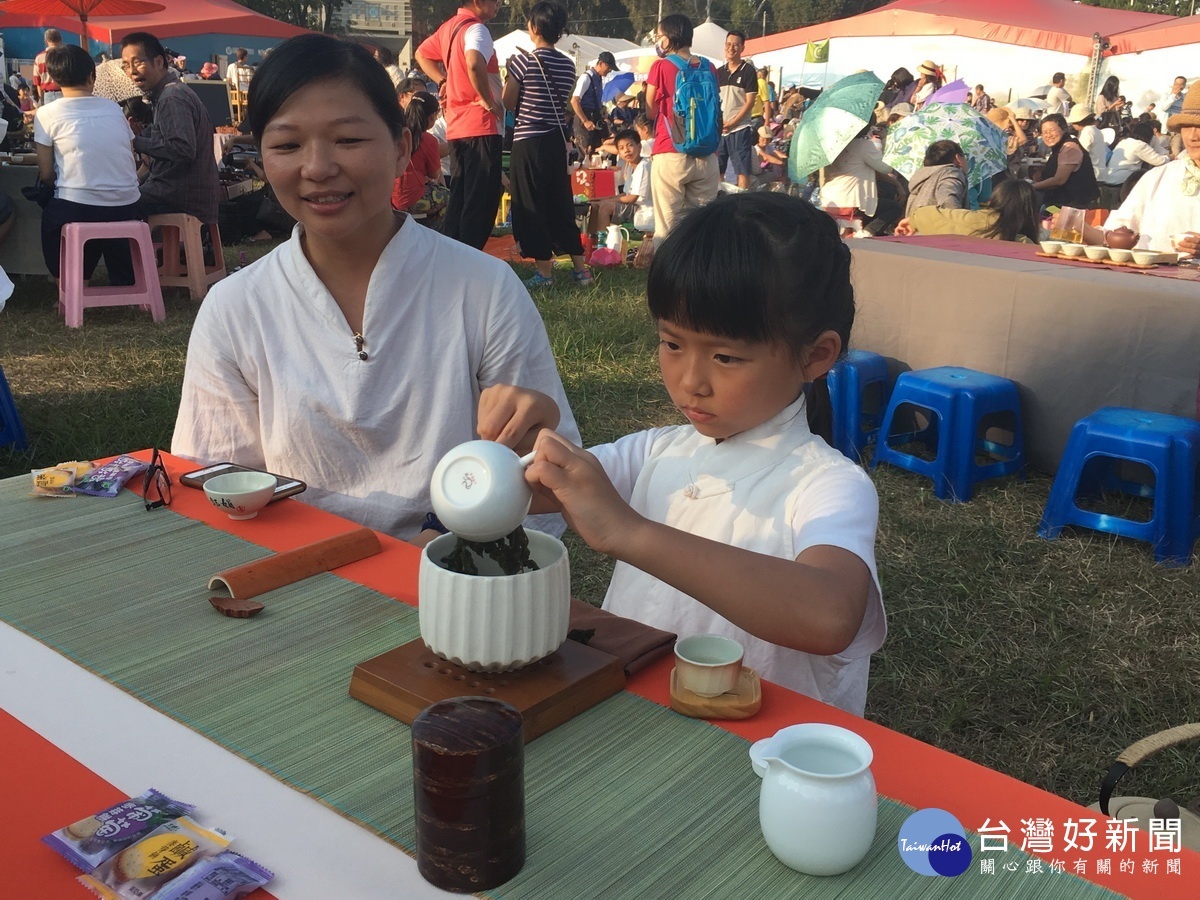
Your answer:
[33,44,141,285]
[821,124,907,234]
[1099,121,1168,185]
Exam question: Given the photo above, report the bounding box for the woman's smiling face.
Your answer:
[260,77,410,248]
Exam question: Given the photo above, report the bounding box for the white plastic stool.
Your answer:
[57,220,165,329]
[149,213,227,300]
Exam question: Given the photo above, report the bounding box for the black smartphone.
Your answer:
[179,463,307,502]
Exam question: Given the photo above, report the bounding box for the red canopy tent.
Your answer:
[0,0,308,48]
[745,0,1175,59]
[1109,15,1200,55]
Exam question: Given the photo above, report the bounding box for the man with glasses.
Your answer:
[716,30,756,190]
[120,31,220,228]
[415,0,504,250]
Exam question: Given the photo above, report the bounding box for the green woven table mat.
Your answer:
[2,477,1117,899]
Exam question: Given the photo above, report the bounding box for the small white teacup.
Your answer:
[674,634,743,697]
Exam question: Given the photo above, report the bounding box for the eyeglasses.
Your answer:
[143,448,172,511]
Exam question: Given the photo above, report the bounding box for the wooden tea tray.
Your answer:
[1035,250,1156,269]
[349,638,626,742]
[669,666,762,720]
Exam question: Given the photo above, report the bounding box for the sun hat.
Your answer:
[757,125,772,139]
[597,51,618,70]
[890,101,913,118]
[199,62,218,78]
[1167,79,1200,131]
[917,60,939,77]
[873,100,886,120]
[1067,105,1096,125]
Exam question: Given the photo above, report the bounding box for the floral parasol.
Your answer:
[92,58,142,103]
[882,101,1008,189]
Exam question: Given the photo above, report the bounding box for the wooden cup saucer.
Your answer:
[669,666,762,720]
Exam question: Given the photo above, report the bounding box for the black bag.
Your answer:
[21,177,52,209]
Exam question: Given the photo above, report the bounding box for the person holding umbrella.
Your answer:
[821,118,906,235]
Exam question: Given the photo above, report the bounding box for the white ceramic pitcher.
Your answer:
[749,723,877,876]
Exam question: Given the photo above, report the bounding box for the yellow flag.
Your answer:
[804,40,829,64]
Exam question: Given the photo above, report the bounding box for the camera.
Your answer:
[222,149,262,171]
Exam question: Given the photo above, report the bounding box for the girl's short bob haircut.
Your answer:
[246,34,404,144]
[647,192,855,441]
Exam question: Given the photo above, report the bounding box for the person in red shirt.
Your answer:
[392,91,447,227]
[644,14,720,239]
[33,29,64,105]
[415,0,504,250]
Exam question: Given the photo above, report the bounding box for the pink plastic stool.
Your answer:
[149,213,226,300]
[57,220,165,329]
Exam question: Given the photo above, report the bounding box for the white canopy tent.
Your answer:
[691,19,729,60]
[492,30,639,75]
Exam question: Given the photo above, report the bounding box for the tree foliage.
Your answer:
[1077,0,1190,12]
[235,0,892,44]
[235,0,347,31]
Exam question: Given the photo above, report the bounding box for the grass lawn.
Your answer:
[2,235,1199,809]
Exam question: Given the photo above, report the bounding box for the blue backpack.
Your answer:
[665,54,721,156]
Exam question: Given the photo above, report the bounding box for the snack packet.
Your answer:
[78,817,232,900]
[74,455,150,498]
[59,460,96,479]
[31,466,77,497]
[152,851,274,900]
[42,789,196,872]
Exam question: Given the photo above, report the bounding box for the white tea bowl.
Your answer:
[204,472,276,520]
[430,440,535,542]
[1083,245,1109,261]
[1038,240,1062,255]
[674,633,744,697]
[1059,243,1087,257]
[419,530,570,672]
[1107,248,1133,263]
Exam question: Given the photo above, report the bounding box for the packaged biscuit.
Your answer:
[31,466,77,497]
[152,851,274,900]
[74,455,150,498]
[42,789,195,872]
[78,816,232,900]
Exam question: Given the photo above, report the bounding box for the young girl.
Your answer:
[526,192,885,715]
[392,90,447,228]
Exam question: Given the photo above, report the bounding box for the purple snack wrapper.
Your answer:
[153,851,274,900]
[41,788,195,872]
[73,455,150,498]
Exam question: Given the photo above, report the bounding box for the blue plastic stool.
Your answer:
[870,366,1025,501]
[1037,407,1200,566]
[827,349,892,461]
[0,362,28,450]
